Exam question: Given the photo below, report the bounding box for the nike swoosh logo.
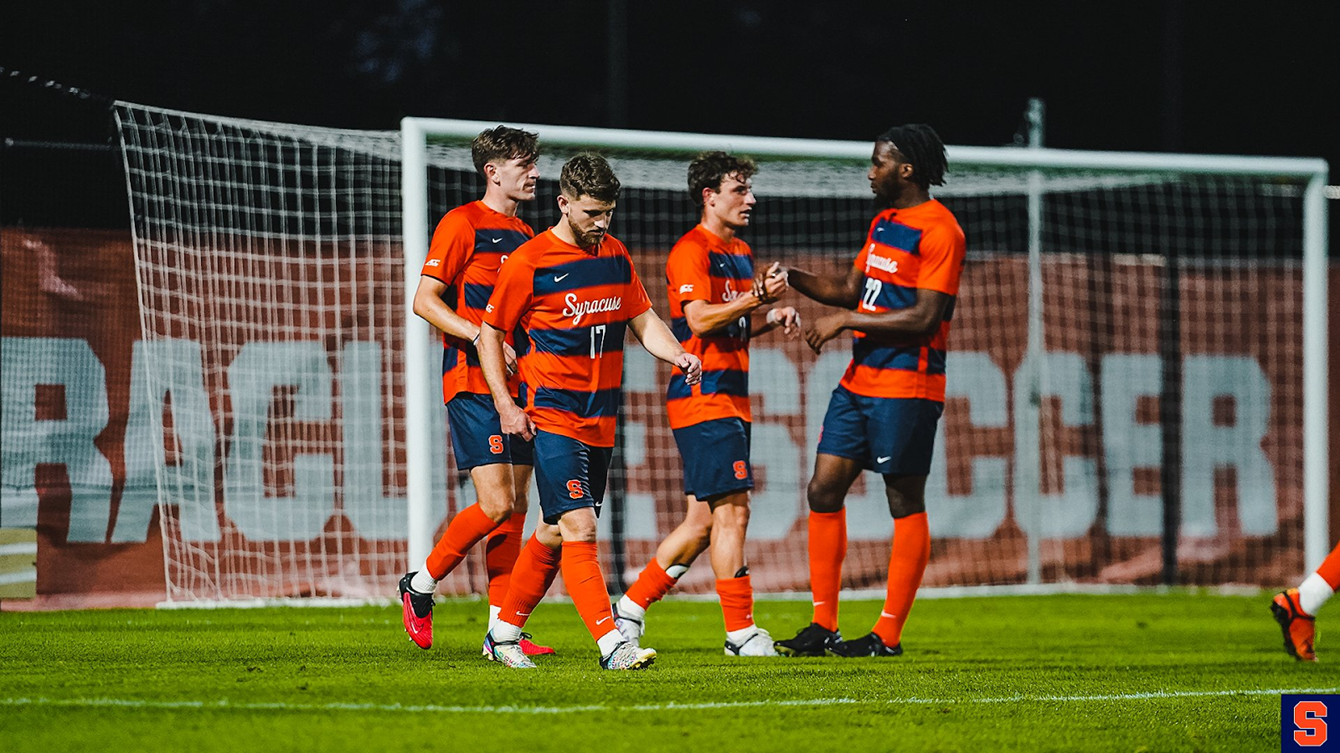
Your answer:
[517,611,531,617]
[877,456,892,464]
[812,601,826,607]
[880,611,897,619]
[490,237,503,243]
[554,273,570,282]
[596,616,611,625]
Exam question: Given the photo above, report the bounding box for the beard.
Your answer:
[568,219,606,249]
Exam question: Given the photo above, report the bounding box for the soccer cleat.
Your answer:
[483,631,537,669]
[724,627,779,657]
[600,641,657,670]
[398,572,434,649]
[774,622,841,657]
[519,632,556,656]
[825,632,904,658]
[483,631,555,658]
[612,602,645,646]
[1272,588,1317,662]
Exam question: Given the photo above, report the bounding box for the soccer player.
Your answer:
[611,151,797,657]
[1272,542,1340,661]
[476,153,703,669]
[772,124,965,658]
[397,126,552,656]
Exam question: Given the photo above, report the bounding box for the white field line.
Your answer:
[2,687,1335,715]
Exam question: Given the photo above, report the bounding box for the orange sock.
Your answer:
[496,534,561,629]
[425,503,500,580]
[485,514,526,607]
[716,575,755,632]
[872,512,930,647]
[808,509,847,631]
[561,541,616,642]
[624,559,678,609]
[1316,542,1340,590]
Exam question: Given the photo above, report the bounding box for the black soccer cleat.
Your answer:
[774,622,841,657]
[826,632,904,658]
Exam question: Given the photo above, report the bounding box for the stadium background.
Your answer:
[2,1,1338,608]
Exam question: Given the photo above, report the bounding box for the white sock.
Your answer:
[492,619,523,643]
[617,595,646,621]
[665,564,690,579]
[1298,572,1334,616]
[726,624,760,645]
[597,629,624,657]
[488,604,502,631]
[410,567,436,595]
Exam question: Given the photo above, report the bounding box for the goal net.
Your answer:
[115,103,1327,604]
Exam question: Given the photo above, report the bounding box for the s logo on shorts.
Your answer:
[567,480,584,499]
[733,460,748,480]
[489,435,504,454]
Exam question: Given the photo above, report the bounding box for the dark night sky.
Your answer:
[2,1,1337,170]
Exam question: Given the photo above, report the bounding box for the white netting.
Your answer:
[115,102,1315,604]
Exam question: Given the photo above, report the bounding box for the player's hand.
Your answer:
[753,261,788,303]
[503,342,518,376]
[675,352,703,385]
[804,312,849,354]
[766,306,802,336]
[498,402,536,442]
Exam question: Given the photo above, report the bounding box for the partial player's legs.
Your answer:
[400,462,523,650]
[775,451,863,657]
[1273,541,1340,662]
[487,431,654,670]
[827,474,927,658]
[708,492,777,656]
[615,498,712,643]
[827,396,941,658]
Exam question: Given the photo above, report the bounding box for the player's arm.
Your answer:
[412,276,477,341]
[628,309,702,385]
[478,322,535,440]
[784,264,863,309]
[803,289,952,354]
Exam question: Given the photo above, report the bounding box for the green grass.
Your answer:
[1,593,1335,752]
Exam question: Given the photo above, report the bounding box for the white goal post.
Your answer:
[403,117,1328,586]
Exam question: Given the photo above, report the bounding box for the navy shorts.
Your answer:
[532,430,613,525]
[816,386,943,476]
[672,417,753,501]
[446,393,535,471]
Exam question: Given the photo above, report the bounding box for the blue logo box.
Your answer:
[1283,695,1340,751]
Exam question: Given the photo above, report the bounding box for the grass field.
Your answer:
[1,593,1335,752]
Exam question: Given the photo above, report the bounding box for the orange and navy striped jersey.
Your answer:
[839,199,966,402]
[420,201,534,403]
[665,225,753,429]
[482,230,653,448]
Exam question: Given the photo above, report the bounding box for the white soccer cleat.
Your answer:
[612,602,645,646]
[724,627,780,657]
[600,641,657,670]
[483,631,537,669]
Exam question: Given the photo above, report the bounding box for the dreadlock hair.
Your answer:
[559,152,621,203]
[471,125,539,177]
[876,124,947,191]
[687,151,758,206]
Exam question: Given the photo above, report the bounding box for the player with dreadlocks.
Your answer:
[771,124,966,658]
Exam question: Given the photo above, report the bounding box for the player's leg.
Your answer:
[1273,540,1340,661]
[829,397,941,658]
[486,518,562,668]
[399,395,523,649]
[614,497,711,643]
[774,453,863,656]
[479,455,553,656]
[706,489,775,656]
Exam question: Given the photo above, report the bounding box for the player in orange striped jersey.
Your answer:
[477,153,703,670]
[397,126,552,656]
[773,124,966,658]
[611,152,798,657]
